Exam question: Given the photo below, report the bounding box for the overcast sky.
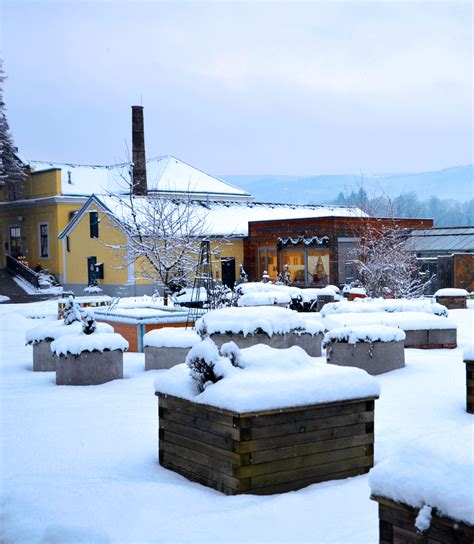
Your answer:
[1,1,472,176]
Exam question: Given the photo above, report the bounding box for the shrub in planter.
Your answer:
[155,342,380,495]
[369,431,474,543]
[144,328,201,370]
[52,311,127,385]
[25,305,113,371]
[324,325,405,375]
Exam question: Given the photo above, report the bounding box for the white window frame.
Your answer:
[38,221,50,259]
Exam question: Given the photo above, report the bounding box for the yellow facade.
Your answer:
[0,169,86,274]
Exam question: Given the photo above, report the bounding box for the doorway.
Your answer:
[221,257,236,288]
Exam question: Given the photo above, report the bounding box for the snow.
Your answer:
[348,287,367,295]
[321,298,449,318]
[323,325,406,345]
[0,295,10,302]
[434,288,469,297]
[51,332,129,356]
[463,344,474,361]
[369,429,474,525]
[13,275,63,295]
[195,306,322,337]
[143,328,200,348]
[323,312,457,332]
[58,295,112,304]
[237,291,291,306]
[414,505,432,533]
[25,320,114,344]
[114,295,176,309]
[1,299,473,543]
[155,343,381,412]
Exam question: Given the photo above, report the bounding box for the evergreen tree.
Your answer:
[63,296,82,325]
[82,309,97,335]
[0,60,27,199]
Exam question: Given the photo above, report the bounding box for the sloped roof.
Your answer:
[28,155,252,201]
[406,227,474,253]
[58,194,368,239]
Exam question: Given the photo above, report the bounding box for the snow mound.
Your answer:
[434,288,469,297]
[155,343,380,412]
[51,332,128,356]
[321,298,449,318]
[195,306,321,337]
[323,312,456,332]
[324,325,406,345]
[463,344,474,361]
[26,320,114,344]
[0,295,10,303]
[369,430,474,525]
[237,292,291,307]
[143,328,200,348]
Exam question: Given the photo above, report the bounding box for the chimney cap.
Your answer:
[131,105,144,109]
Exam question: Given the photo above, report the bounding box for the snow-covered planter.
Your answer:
[155,343,380,495]
[324,326,405,375]
[347,287,367,301]
[196,307,325,356]
[52,312,128,385]
[321,298,449,318]
[57,295,112,318]
[369,432,474,543]
[323,312,457,350]
[435,288,468,310]
[144,328,200,370]
[26,319,114,371]
[464,347,474,414]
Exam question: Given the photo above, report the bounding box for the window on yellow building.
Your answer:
[38,223,49,259]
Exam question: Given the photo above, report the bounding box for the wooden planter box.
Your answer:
[56,350,123,385]
[372,495,474,544]
[404,328,457,349]
[326,340,405,375]
[465,358,474,414]
[32,340,57,372]
[435,295,467,310]
[157,393,377,495]
[145,346,191,370]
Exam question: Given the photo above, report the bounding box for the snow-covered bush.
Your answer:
[82,309,97,335]
[220,341,242,368]
[186,338,223,392]
[63,296,82,325]
[83,285,103,294]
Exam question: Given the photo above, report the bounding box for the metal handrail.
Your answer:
[6,255,40,288]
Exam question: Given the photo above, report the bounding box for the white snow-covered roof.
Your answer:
[96,195,367,238]
[28,156,252,201]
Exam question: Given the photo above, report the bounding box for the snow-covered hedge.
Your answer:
[51,332,128,357]
[323,325,406,346]
[155,343,381,412]
[320,298,449,318]
[195,306,323,338]
[369,430,474,525]
[323,312,456,332]
[434,288,469,297]
[143,328,200,349]
[26,320,114,345]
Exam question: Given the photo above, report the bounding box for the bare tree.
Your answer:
[106,190,225,303]
[352,223,430,299]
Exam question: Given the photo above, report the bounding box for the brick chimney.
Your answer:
[131,105,148,196]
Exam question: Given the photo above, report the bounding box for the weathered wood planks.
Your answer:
[372,495,474,544]
[465,360,474,414]
[157,393,378,495]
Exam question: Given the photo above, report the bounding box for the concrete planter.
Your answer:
[157,393,377,495]
[56,350,123,385]
[289,332,323,357]
[404,328,457,349]
[372,495,474,544]
[326,340,405,375]
[145,346,190,370]
[435,295,467,310]
[32,340,57,371]
[210,331,323,356]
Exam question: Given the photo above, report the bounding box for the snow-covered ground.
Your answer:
[1,300,473,543]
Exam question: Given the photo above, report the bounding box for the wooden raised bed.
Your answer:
[465,358,474,414]
[435,295,467,310]
[372,495,474,544]
[157,393,377,495]
[404,328,457,349]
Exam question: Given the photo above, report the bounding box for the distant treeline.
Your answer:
[330,188,474,226]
